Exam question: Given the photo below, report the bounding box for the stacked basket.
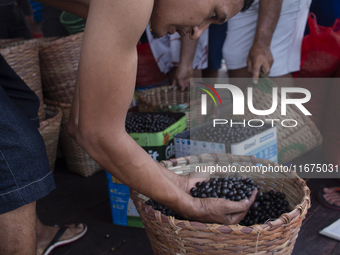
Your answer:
[131,153,311,255]
[39,33,103,177]
[1,38,62,172]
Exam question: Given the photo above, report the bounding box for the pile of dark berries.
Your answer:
[191,122,268,144]
[125,114,177,133]
[239,190,289,226]
[145,176,289,226]
[190,176,259,201]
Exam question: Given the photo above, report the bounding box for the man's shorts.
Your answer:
[0,54,55,214]
[223,0,312,77]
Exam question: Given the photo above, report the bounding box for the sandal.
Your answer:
[317,188,340,211]
[42,224,88,255]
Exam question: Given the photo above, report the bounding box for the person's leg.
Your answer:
[202,22,228,79]
[0,202,36,255]
[202,69,219,78]
[0,55,54,254]
[323,187,340,206]
[36,217,86,255]
[0,54,86,255]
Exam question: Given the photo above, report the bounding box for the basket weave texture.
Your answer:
[131,153,310,255]
[45,99,103,177]
[225,78,322,165]
[0,40,46,121]
[39,33,83,104]
[38,104,63,172]
[138,86,216,128]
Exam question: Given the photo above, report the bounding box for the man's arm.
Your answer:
[171,34,198,91]
[247,0,283,83]
[68,0,201,220]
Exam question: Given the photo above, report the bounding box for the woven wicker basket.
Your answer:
[44,99,103,177]
[0,41,46,121]
[38,104,63,172]
[138,86,216,129]
[226,77,322,165]
[131,153,310,255]
[39,33,83,104]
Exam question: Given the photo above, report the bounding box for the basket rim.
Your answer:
[131,153,311,234]
[43,98,72,108]
[39,32,84,50]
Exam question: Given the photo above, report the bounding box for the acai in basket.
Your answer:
[131,153,310,255]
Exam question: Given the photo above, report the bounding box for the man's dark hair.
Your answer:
[241,0,255,12]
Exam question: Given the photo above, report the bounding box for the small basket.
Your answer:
[38,104,63,172]
[0,41,45,121]
[44,99,103,177]
[39,33,84,104]
[131,153,310,255]
[138,86,215,129]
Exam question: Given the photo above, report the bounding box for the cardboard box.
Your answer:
[174,123,277,162]
[127,112,187,162]
[106,172,144,228]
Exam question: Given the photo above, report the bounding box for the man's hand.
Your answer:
[171,63,192,91]
[182,189,258,225]
[171,33,198,91]
[247,42,273,84]
[247,0,283,84]
[153,164,257,224]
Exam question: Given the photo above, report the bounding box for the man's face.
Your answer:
[150,0,245,38]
